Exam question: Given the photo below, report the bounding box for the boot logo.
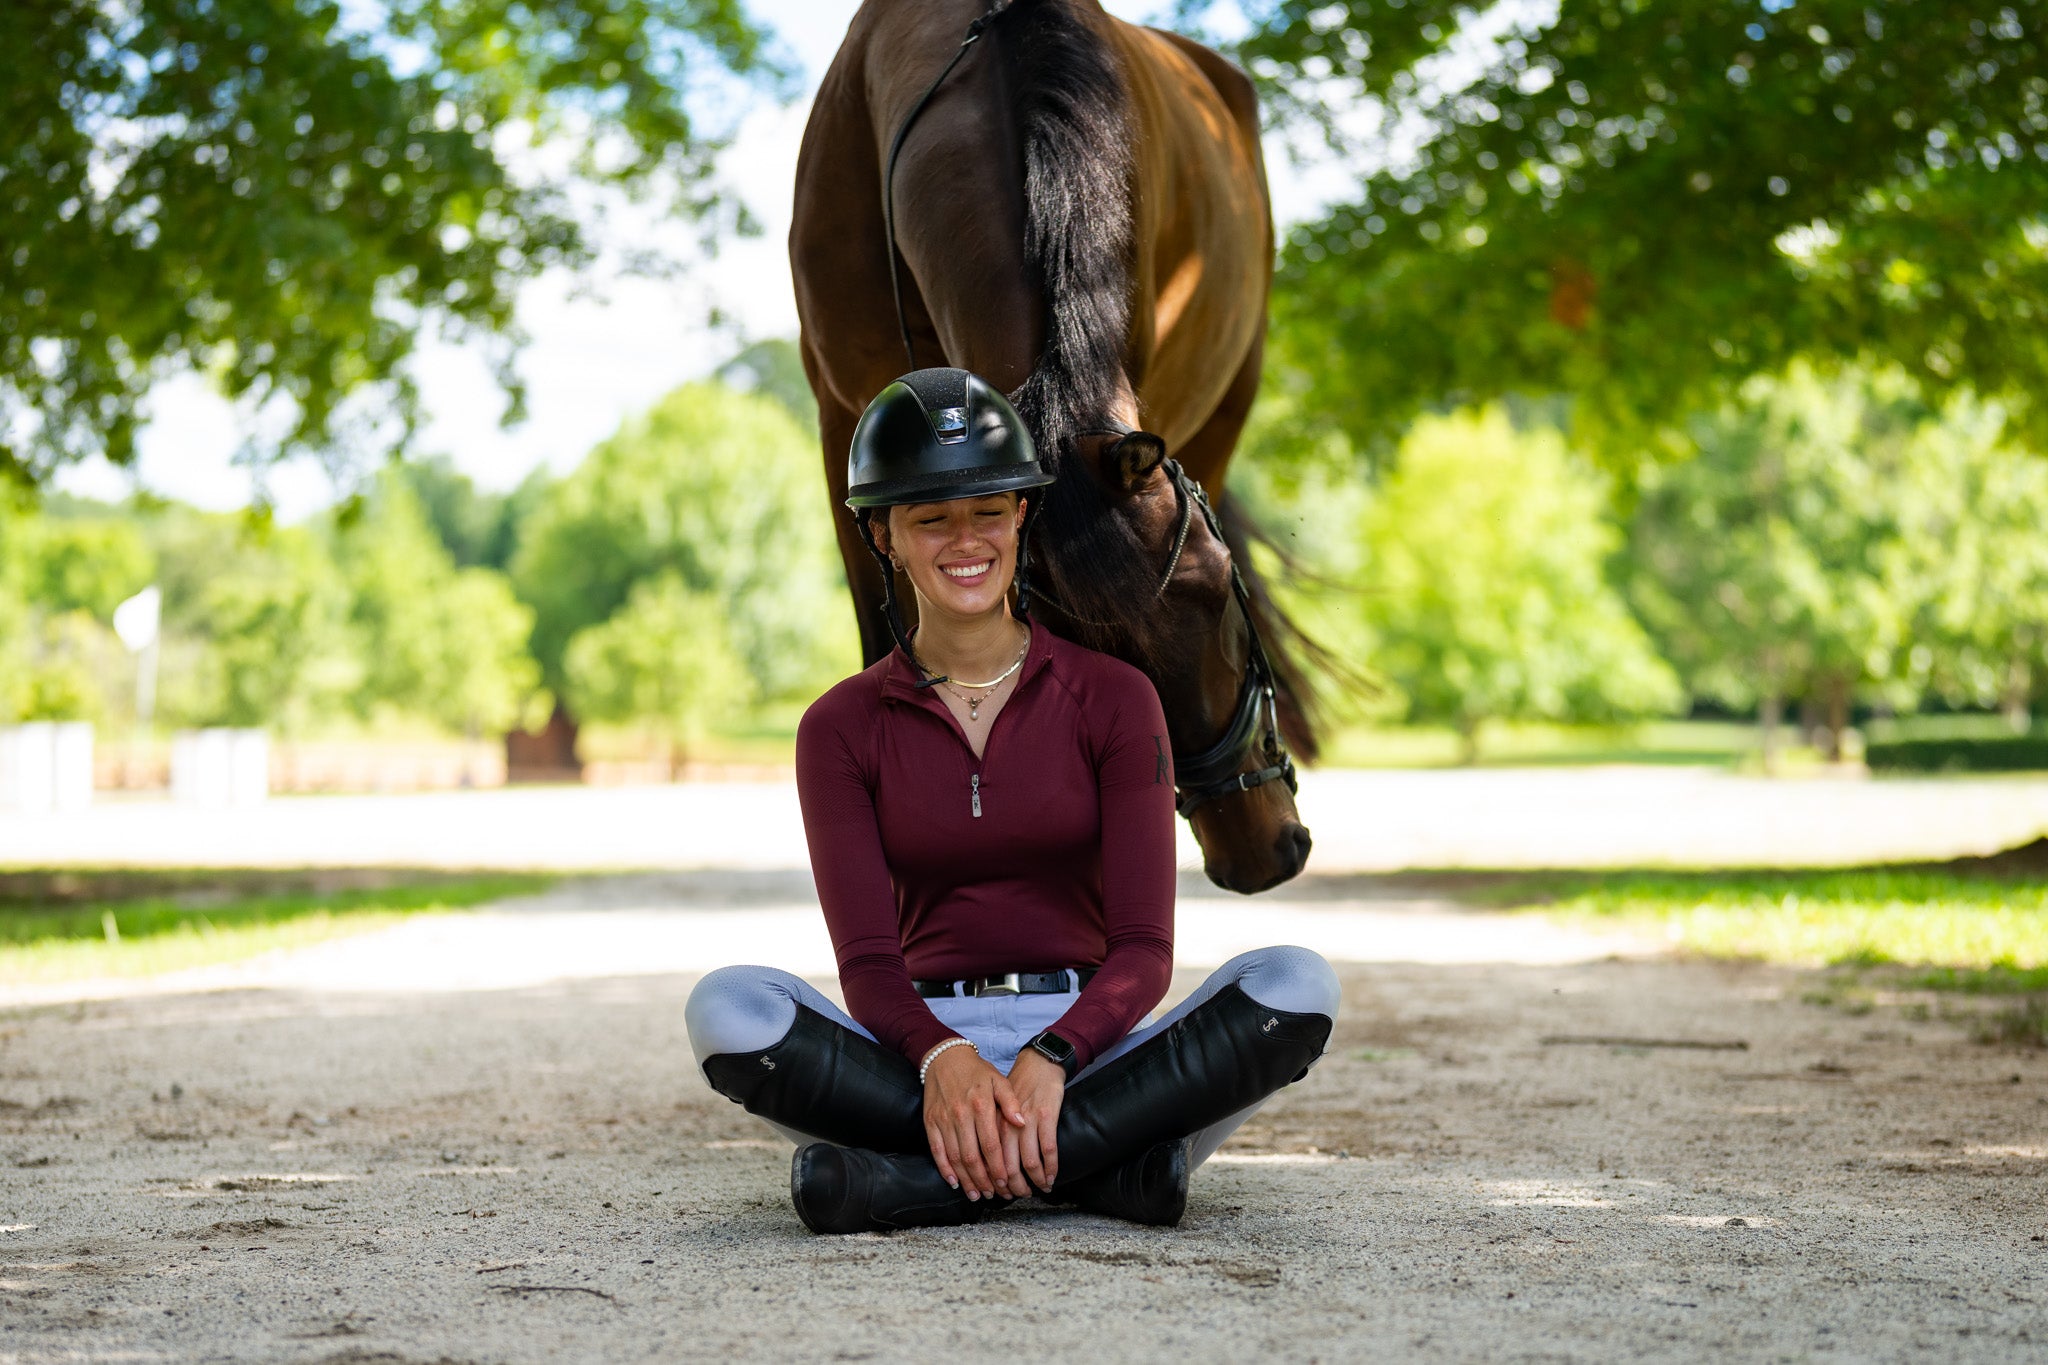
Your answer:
[1262,1018,1277,1033]
[760,1056,777,1069]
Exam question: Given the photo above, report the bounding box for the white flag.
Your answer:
[113,585,161,652]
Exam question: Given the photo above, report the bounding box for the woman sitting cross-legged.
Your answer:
[685,368,1340,1233]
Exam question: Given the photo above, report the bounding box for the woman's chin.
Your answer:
[924,576,1007,617]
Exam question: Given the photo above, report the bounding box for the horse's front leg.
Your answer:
[816,395,898,670]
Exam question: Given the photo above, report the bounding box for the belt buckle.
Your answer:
[979,972,1024,997]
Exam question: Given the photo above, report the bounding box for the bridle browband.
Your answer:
[877,5,1295,821]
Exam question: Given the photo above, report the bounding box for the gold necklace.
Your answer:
[922,635,1030,722]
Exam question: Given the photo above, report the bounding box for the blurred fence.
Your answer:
[95,738,507,795]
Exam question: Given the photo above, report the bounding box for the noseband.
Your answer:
[1151,458,1299,820]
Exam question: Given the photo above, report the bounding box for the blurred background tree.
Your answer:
[1234,0,2048,454]
[144,506,358,731]
[1892,394,2048,730]
[0,0,786,483]
[1359,408,1679,761]
[333,470,540,737]
[561,571,751,774]
[510,379,853,710]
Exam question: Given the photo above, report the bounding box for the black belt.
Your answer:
[913,968,1096,999]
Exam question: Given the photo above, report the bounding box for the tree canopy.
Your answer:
[1238,0,2048,451]
[1,0,782,483]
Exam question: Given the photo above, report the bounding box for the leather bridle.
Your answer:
[1037,443,1297,820]
[1149,457,1298,820]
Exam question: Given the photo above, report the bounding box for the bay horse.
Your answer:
[791,0,1317,892]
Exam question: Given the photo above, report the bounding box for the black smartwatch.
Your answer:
[1026,1030,1079,1080]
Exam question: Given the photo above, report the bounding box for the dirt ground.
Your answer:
[3,876,2046,1363]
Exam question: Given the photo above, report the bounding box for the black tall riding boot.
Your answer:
[1047,983,1332,1222]
[786,983,1330,1233]
[700,1006,990,1233]
[698,1005,927,1154]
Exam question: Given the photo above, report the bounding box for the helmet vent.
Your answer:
[932,407,968,444]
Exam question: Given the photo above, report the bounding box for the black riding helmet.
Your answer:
[846,368,1054,679]
[846,368,1052,507]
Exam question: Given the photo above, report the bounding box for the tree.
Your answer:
[1237,0,2048,452]
[0,504,153,723]
[333,472,539,735]
[1626,367,1931,765]
[511,380,856,704]
[1892,396,2048,729]
[1359,408,1680,760]
[561,571,750,774]
[141,504,359,731]
[2,0,784,482]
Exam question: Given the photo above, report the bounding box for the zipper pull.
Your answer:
[970,773,982,819]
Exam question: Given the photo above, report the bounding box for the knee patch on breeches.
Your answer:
[1233,945,1341,1023]
[685,964,803,1065]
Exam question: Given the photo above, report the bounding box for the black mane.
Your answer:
[997,0,1162,662]
[997,0,1322,754]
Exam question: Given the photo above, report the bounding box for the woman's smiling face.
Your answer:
[879,493,1025,621]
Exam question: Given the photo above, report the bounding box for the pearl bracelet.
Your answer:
[919,1037,977,1084]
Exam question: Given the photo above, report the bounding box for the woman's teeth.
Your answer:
[942,562,991,579]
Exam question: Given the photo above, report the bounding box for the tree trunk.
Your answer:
[2005,657,2033,734]
[1760,693,1784,776]
[1823,675,1852,764]
[1456,715,1482,767]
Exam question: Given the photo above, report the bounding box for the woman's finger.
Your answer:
[1000,1124,1028,1199]
[1037,1100,1060,1189]
[971,1095,1007,1195]
[992,1074,1027,1128]
[1016,1114,1048,1193]
[927,1122,958,1190]
[953,1103,994,1197]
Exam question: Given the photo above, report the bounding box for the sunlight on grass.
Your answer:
[0,875,550,985]
[1525,871,2048,971]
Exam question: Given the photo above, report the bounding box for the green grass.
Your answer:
[0,871,551,985]
[1315,719,1782,769]
[1520,869,2048,969]
[1498,867,2048,1044]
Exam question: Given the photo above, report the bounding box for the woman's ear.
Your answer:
[869,511,894,563]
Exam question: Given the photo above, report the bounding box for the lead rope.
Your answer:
[883,0,1021,369]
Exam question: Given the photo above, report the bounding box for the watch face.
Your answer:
[1033,1032,1075,1064]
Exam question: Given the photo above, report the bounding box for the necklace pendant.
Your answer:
[968,701,981,720]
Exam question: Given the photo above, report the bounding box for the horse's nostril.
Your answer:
[1282,823,1312,872]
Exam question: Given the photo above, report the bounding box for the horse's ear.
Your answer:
[1100,430,1168,494]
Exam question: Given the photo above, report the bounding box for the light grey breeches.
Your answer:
[684,945,1341,1170]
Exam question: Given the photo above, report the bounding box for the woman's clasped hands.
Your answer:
[921,1042,1065,1200]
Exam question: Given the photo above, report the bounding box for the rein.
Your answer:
[883,0,1022,370]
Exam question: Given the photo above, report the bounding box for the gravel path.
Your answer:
[3,872,2046,1362]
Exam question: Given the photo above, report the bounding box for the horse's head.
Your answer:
[1037,428,1312,894]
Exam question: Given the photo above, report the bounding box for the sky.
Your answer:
[54,0,1360,520]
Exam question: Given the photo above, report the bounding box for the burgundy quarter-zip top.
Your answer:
[794,627,1177,1070]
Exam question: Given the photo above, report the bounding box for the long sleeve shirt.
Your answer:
[794,625,1176,1070]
